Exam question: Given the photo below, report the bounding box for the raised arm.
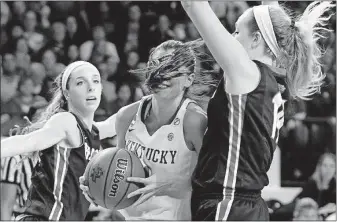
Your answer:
[181,1,260,94]
[1,112,73,158]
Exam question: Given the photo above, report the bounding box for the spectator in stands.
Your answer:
[0,1,11,49]
[14,38,31,73]
[39,4,51,32]
[292,198,321,221]
[109,82,133,115]
[173,23,187,42]
[271,152,336,221]
[147,14,175,50]
[185,21,200,41]
[1,1,11,28]
[134,86,145,101]
[122,5,142,54]
[114,4,143,61]
[11,1,26,26]
[4,75,47,121]
[48,1,77,22]
[225,2,249,33]
[29,62,46,95]
[1,53,21,103]
[79,25,119,62]
[96,63,118,120]
[65,16,86,47]
[1,23,24,54]
[106,56,121,83]
[126,50,140,70]
[41,49,57,77]
[67,44,80,64]
[117,50,141,85]
[297,153,336,218]
[42,22,68,64]
[11,24,24,40]
[22,11,45,54]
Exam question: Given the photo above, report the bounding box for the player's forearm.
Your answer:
[1,135,31,157]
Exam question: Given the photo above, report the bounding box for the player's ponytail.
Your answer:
[271,1,335,100]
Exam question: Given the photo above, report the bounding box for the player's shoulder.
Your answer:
[184,102,207,127]
[117,100,141,121]
[46,112,78,130]
[186,102,207,118]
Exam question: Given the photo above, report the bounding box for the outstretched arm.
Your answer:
[94,114,117,140]
[181,1,260,94]
[1,112,73,158]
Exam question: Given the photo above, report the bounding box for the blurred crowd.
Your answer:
[0,1,336,221]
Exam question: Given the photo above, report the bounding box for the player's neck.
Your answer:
[254,55,273,66]
[69,108,94,131]
[150,94,184,124]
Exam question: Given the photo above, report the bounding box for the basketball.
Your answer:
[83,147,145,210]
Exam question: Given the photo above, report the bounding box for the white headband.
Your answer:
[61,61,99,92]
[253,5,281,57]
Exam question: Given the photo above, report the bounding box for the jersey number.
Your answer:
[271,92,284,143]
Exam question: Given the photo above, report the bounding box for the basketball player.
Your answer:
[1,61,102,221]
[181,0,334,221]
[80,39,217,220]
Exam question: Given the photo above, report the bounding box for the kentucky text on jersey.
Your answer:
[125,140,177,164]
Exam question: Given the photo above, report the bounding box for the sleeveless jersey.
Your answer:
[192,60,287,194]
[23,113,100,220]
[119,95,198,220]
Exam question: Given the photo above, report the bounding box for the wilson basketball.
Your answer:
[83,147,145,209]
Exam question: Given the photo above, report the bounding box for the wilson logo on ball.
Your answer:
[108,158,128,197]
[90,166,103,183]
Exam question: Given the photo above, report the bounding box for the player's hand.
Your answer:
[127,155,188,206]
[126,173,172,207]
[79,176,98,207]
[126,155,167,206]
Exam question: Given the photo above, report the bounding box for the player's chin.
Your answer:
[84,102,100,112]
[152,85,172,95]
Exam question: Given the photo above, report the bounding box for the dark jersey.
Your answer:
[24,113,100,220]
[192,61,287,193]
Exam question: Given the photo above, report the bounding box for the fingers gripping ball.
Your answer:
[83,148,145,209]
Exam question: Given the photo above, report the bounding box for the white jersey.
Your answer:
[119,95,198,220]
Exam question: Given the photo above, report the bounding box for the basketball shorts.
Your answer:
[191,190,269,221]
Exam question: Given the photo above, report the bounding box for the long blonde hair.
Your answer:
[249,2,335,100]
